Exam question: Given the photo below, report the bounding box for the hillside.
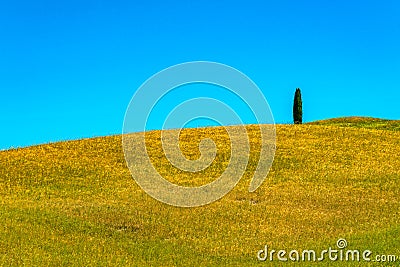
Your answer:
[308,116,400,131]
[1,120,400,266]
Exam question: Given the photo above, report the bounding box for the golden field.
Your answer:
[0,118,399,266]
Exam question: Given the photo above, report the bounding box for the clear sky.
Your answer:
[1,0,399,150]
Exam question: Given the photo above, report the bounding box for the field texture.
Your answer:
[1,118,399,266]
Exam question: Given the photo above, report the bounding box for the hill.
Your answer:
[308,116,400,131]
[1,120,400,266]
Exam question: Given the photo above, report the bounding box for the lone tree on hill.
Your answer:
[293,88,303,124]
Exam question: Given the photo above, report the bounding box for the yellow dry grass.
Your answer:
[0,123,399,266]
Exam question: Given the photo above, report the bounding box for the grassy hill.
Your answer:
[1,118,400,266]
[308,116,400,131]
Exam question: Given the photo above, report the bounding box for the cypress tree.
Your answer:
[293,88,303,124]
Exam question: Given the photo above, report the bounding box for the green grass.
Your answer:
[0,118,399,266]
[308,116,400,131]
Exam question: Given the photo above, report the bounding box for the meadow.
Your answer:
[0,118,399,266]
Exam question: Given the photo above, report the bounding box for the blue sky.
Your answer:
[1,0,399,149]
